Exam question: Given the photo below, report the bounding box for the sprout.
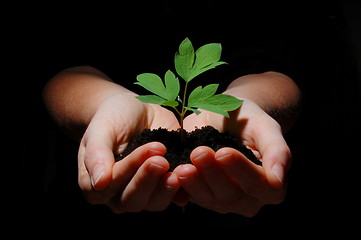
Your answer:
[135,38,243,129]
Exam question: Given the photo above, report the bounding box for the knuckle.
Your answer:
[84,148,105,167]
[243,181,265,197]
[269,190,286,204]
[242,207,261,217]
[83,192,106,205]
[218,193,242,206]
[146,204,168,212]
[121,199,148,213]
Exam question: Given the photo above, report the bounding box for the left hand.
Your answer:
[78,94,181,213]
[172,100,292,216]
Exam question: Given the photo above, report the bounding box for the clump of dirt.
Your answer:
[116,126,261,171]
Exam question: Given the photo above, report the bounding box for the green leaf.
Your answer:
[188,84,219,106]
[194,43,222,69]
[183,106,201,115]
[174,38,194,82]
[198,105,231,118]
[187,84,243,117]
[189,61,227,80]
[135,71,180,101]
[178,37,194,55]
[135,38,235,125]
[136,95,179,108]
[188,43,227,81]
[164,70,180,100]
[174,38,227,82]
[161,100,179,108]
[135,73,168,99]
[136,95,166,105]
[197,94,243,111]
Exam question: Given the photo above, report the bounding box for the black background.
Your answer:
[5,0,360,233]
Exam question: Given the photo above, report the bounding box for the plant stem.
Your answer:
[180,82,190,130]
[179,109,187,130]
[172,107,182,117]
[179,109,187,142]
[182,82,189,111]
[178,81,189,141]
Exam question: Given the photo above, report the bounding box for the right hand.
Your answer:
[173,100,291,216]
[77,93,182,213]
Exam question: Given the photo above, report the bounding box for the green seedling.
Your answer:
[135,38,243,129]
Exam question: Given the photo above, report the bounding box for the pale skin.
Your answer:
[43,66,301,216]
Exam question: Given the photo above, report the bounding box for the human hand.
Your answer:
[77,93,182,212]
[173,100,291,216]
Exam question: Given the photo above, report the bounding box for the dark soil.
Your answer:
[116,126,261,171]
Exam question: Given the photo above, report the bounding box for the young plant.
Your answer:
[134,38,243,129]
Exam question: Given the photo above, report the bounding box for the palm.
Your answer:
[182,100,276,157]
[146,104,181,132]
[78,94,180,190]
[173,100,290,214]
[89,95,180,155]
[78,95,182,210]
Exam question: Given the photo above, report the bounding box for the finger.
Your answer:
[78,143,92,192]
[214,148,270,198]
[116,156,169,212]
[81,126,116,191]
[111,142,167,192]
[146,172,181,211]
[173,164,214,203]
[190,146,244,204]
[264,138,291,188]
[84,142,166,207]
[255,124,292,189]
[172,188,190,207]
[174,156,264,215]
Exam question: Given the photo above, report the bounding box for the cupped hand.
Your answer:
[173,100,292,216]
[78,93,182,212]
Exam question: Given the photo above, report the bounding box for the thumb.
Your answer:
[253,117,292,189]
[78,125,117,191]
[263,141,291,189]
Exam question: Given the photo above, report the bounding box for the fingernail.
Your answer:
[91,164,105,188]
[166,173,180,188]
[272,163,284,184]
[193,152,211,168]
[194,152,208,161]
[148,162,165,174]
[148,149,164,156]
[216,153,233,161]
